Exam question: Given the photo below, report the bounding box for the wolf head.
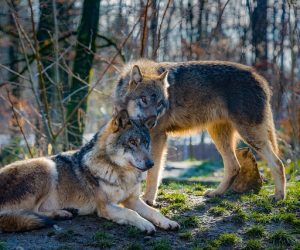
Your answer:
[105,110,154,172]
[120,65,169,129]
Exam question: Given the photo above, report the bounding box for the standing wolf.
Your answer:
[113,59,286,205]
[0,110,179,233]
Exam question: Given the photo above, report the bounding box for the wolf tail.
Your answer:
[0,211,54,232]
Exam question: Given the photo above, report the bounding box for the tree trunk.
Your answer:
[37,0,55,111]
[251,0,268,71]
[197,0,205,44]
[66,0,100,148]
[150,0,158,59]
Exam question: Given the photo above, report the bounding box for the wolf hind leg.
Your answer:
[38,209,74,220]
[235,122,286,200]
[143,130,168,206]
[205,121,240,197]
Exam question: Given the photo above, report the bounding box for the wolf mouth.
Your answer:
[128,160,147,172]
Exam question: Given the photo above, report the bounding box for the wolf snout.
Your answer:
[145,116,157,128]
[145,159,154,170]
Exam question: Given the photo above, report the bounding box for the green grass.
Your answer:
[202,239,221,250]
[293,242,300,250]
[176,215,201,228]
[245,225,265,238]
[205,197,222,204]
[273,212,300,226]
[159,192,187,203]
[159,191,189,215]
[254,198,273,213]
[250,211,272,223]
[208,206,229,216]
[127,226,140,238]
[231,208,248,223]
[244,239,264,250]
[179,231,193,240]
[101,221,115,229]
[92,231,114,248]
[219,200,237,209]
[0,242,5,250]
[126,242,143,250]
[218,233,241,246]
[269,229,295,247]
[181,160,223,178]
[148,239,172,250]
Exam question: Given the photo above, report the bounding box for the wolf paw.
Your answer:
[204,189,222,198]
[53,210,73,220]
[138,219,156,235]
[157,218,180,231]
[269,193,286,202]
[144,199,157,207]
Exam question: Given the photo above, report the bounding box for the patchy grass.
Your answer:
[91,231,114,248]
[159,191,189,215]
[148,239,172,250]
[178,231,193,240]
[208,206,229,216]
[205,196,222,204]
[269,229,295,247]
[127,226,140,238]
[244,239,264,250]
[273,212,300,226]
[231,208,248,223]
[250,211,272,223]
[218,233,241,246]
[0,161,299,250]
[101,221,115,229]
[245,225,265,238]
[175,215,201,228]
[126,242,143,250]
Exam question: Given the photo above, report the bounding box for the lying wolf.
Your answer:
[0,110,179,233]
[113,59,286,205]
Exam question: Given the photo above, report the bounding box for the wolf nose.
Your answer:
[145,159,154,169]
[145,116,157,128]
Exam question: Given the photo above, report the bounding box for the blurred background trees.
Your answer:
[0,0,299,172]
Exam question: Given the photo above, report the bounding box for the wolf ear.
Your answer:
[130,65,143,85]
[112,110,131,132]
[158,70,169,87]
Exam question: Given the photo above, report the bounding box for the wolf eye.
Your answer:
[141,96,147,104]
[129,138,137,147]
[157,101,163,108]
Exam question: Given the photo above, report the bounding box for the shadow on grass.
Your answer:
[180,160,223,178]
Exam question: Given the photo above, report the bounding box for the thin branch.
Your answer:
[153,0,172,58]
[140,0,150,57]
[9,6,53,141]
[27,0,54,139]
[6,89,33,158]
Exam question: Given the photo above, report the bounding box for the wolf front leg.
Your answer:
[144,130,168,206]
[96,202,156,234]
[123,195,179,230]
